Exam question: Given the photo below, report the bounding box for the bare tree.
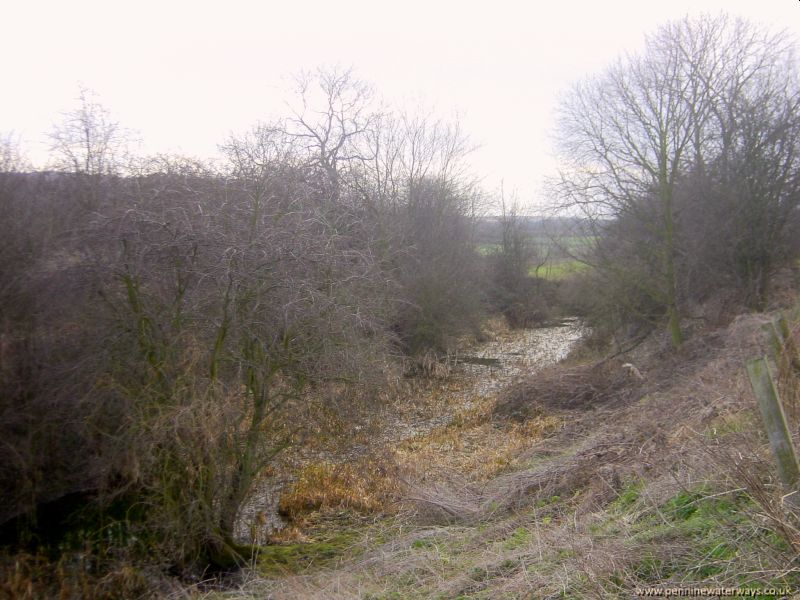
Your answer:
[284,67,377,202]
[99,132,396,564]
[48,86,128,176]
[684,19,800,308]
[357,109,485,353]
[489,189,550,327]
[0,132,29,174]
[0,67,490,573]
[556,25,701,346]
[555,14,800,344]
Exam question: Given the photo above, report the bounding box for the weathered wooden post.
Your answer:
[746,356,800,504]
[763,315,800,378]
[762,314,800,436]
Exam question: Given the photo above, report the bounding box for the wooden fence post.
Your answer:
[746,356,800,503]
[763,314,800,379]
[763,316,800,425]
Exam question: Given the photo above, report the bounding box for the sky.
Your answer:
[3,0,799,207]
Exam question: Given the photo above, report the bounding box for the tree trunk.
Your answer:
[667,303,683,348]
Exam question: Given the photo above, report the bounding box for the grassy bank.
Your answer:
[195,308,800,599]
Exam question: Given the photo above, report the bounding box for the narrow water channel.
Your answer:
[236,318,586,543]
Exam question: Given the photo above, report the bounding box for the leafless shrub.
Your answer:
[0,67,493,577]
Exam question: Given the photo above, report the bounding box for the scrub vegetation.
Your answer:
[2,13,800,599]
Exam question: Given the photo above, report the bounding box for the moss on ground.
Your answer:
[257,527,361,576]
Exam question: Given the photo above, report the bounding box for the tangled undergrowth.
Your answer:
[9,309,797,599]
[198,308,800,600]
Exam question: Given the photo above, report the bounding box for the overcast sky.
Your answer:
[3,0,799,206]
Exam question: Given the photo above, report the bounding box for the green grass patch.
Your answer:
[611,481,644,513]
[632,487,744,542]
[625,486,773,583]
[257,528,361,575]
[531,259,589,280]
[412,537,439,550]
[503,527,531,550]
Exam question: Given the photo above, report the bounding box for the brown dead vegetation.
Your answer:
[233,308,800,599]
[278,459,402,524]
[494,358,637,418]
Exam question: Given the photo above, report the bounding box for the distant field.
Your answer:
[477,236,595,254]
[476,243,501,256]
[476,236,593,281]
[556,235,596,250]
[530,259,589,281]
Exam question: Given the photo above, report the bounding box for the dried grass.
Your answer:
[0,550,184,600]
[278,458,401,523]
[205,310,800,599]
[495,358,638,420]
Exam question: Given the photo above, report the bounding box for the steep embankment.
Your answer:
[213,312,800,600]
